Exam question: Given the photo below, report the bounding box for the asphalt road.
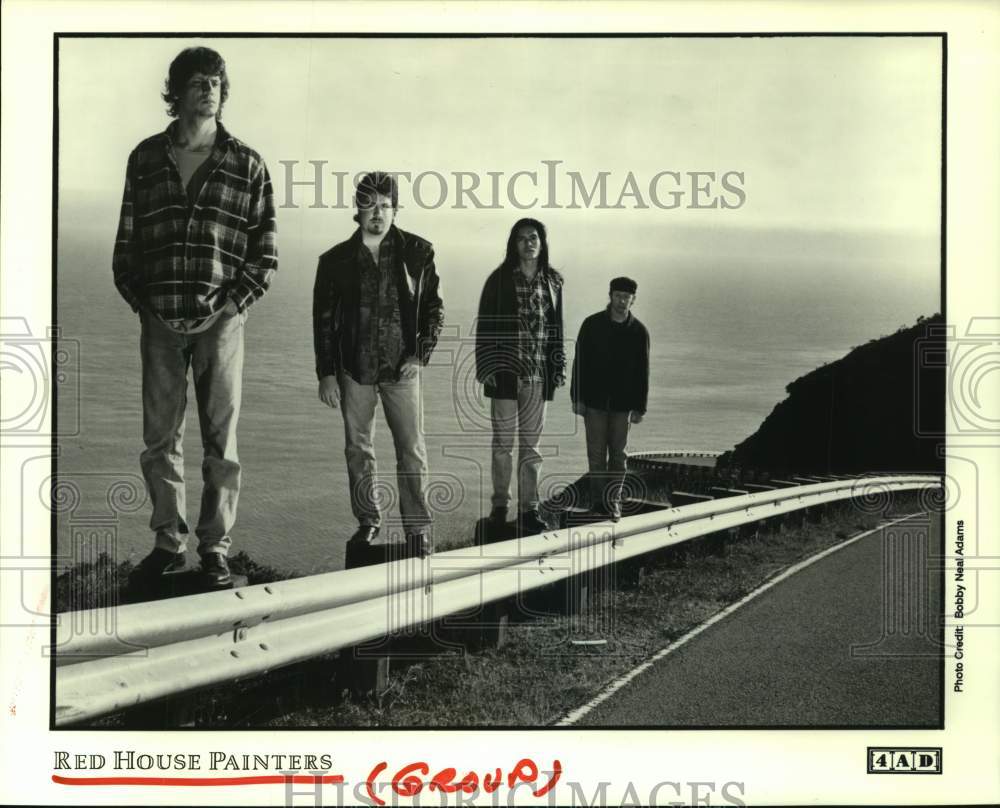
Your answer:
[575,514,943,727]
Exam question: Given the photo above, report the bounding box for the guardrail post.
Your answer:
[337,651,390,701]
[618,557,646,588]
[551,513,599,618]
[119,567,251,725]
[336,537,419,700]
[708,487,746,555]
[766,481,805,530]
[743,484,780,535]
[471,599,511,651]
[617,496,674,587]
[455,517,519,653]
[531,567,592,619]
[122,694,197,729]
[727,487,759,541]
[124,565,249,604]
[668,491,717,554]
[536,513,617,635]
[669,491,713,508]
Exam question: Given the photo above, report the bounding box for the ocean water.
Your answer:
[54,225,938,573]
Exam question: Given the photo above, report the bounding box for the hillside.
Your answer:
[720,314,945,475]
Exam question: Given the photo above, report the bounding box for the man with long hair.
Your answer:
[113,47,278,589]
[475,218,566,534]
[313,172,443,556]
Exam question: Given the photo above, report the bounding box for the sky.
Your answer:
[58,35,941,310]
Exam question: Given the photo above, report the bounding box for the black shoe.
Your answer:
[200,553,232,587]
[519,510,548,535]
[127,548,186,589]
[406,532,432,557]
[348,525,380,545]
[488,506,508,527]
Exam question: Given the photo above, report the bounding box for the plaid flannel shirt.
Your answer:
[513,265,553,384]
[113,120,278,319]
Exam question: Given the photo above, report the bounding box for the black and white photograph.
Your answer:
[1,2,998,806]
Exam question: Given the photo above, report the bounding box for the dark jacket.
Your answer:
[571,308,650,414]
[312,225,443,380]
[475,264,565,401]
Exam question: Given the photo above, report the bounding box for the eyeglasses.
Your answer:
[186,77,222,92]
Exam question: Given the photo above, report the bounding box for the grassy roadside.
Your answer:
[60,493,927,728]
[258,495,923,728]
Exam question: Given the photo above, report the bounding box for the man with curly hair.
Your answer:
[113,46,278,589]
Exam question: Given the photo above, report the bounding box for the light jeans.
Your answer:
[339,371,432,533]
[139,307,245,557]
[491,381,547,511]
[583,407,631,508]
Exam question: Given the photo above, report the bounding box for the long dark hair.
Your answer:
[500,218,553,272]
[162,47,230,118]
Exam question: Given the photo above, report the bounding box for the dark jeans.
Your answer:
[139,308,245,557]
[583,407,630,508]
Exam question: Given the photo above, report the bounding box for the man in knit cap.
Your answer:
[570,276,650,521]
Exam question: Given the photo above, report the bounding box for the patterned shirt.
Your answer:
[112,120,278,321]
[512,265,552,384]
[354,236,405,384]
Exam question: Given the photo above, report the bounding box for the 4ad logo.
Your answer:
[867,747,942,774]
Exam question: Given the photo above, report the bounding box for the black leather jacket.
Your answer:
[312,226,443,380]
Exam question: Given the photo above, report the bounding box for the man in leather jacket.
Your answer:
[313,172,443,555]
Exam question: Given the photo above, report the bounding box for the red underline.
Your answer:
[52,774,344,787]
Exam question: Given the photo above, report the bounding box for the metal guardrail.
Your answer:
[628,449,725,459]
[54,475,941,726]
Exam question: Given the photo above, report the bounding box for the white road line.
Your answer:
[554,511,929,726]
